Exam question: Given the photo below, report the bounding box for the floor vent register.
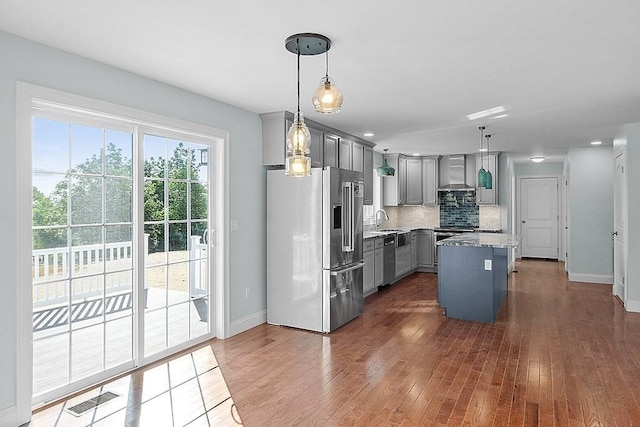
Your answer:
[65,391,120,417]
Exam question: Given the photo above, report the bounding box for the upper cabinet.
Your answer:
[363,146,373,205]
[422,156,439,206]
[260,111,375,204]
[475,153,499,205]
[383,154,404,206]
[405,158,423,205]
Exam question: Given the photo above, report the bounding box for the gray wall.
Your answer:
[514,161,564,176]
[566,146,614,277]
[0,30,265,415]
[615,124,640,305]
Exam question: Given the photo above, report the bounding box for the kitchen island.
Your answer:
[437,233,520,323]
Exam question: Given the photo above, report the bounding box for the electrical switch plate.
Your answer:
[484,260,492,270]
[231,219,239,232]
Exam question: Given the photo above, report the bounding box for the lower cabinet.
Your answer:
[410,231,418,271]
[417,230,435,271]
[363,239,376,296]
[396,245,411,278]
[374,238,384,287]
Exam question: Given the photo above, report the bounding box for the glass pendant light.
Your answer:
[484,134,493,190]
[285,37,311,177]
[477,126,487,188]
[377,149,396,177]
[312,49,343,114]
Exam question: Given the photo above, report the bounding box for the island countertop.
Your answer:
[436,232,520,249]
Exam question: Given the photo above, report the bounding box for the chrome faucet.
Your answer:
[375,209,389,230]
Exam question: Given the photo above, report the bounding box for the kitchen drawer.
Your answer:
[364,240,375,252]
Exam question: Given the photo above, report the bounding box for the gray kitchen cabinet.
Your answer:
[364,146,373,205]
[410,231,418,270]
[476,153,499,205]
[260,111,324,167]
[352,142,364,172]
[406,158,423,205]
[395,245,411,278]
[364,239,376,295]
[324,135,339,168]
[374,237,384,287]
[383,154,407,206]
[417,229,434,269]
[339,138,352,170]
[422,156,439,206]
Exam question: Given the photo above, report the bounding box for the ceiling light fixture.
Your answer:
[477,126,487,188]
[489,114,508,119]
[284,33,333,176]
[377,149,396,177]
[531,156,545,163]
[590,141,602,145]
[363,132,375,137]
[467,106,506,121]
[312,40,343,114]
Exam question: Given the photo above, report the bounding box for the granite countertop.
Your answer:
[364,227,436,239]
[436,232,520,248]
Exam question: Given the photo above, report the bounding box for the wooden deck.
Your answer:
[33,288,209,397]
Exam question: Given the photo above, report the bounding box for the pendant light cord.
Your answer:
[325,49,329,80]
[296,38,301,116]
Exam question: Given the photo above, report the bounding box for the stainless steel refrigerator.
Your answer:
[267,167,364,333]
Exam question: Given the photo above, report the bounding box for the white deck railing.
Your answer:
[32,234,208,308]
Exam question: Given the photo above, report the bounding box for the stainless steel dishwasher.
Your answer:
[383,234,396,285]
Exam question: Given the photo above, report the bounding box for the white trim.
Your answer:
[0,405,18,427]
[16,82,231,414]
[625,300,640,313]
[568,272,613,284]
[228,310,266,337]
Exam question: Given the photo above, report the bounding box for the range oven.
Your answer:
[433,227,477,266]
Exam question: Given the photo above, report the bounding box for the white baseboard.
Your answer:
[228,309,266,337]
[568,272,613,284]
[625,300,640,313]
[613,283,624,298]
[0,405,18,427]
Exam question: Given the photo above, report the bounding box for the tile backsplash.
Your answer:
[379,200,502,230]
[439,191,478,227]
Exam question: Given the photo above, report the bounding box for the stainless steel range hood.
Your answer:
[437,155,475,191]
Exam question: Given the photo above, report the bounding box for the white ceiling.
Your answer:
[2,0,640,163]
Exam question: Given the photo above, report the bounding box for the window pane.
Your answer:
[33,117,68,173]
[106,177,132,223]
[106,225,133,272]
[33,227,67,252]
[145,265,167,311]
[144,134,166,179]
[33,174,68,227]
[71,124,103,174]
[168,223,187,263]
[105,130,133,177]
[168,182,187,221]
[191,183,207,220]
[71,324,104,381]
[144,180,165,221]
[144,223,165,261]
[168,140,188,179]
[191,143,208,183]
[70,176,103,225]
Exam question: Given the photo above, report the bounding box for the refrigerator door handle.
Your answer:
[342,181,354,252]
[330,262,365,276]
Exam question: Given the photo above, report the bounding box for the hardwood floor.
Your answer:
[30,259,640,426]
[210,259,640,426]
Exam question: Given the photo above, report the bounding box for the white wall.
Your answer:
[566,146,614,282]
[0,30,265,422]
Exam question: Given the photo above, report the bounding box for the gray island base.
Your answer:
[437,233,520,323]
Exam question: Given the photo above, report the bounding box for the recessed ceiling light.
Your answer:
[530,156,545,163]
[412,153,421,156]
[467,106,506,121]
[590,141,602,145]
[479,148,488,152]
[363,132,374,137]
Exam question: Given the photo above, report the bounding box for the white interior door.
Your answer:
[520,177,558,258]
[613,153,626,302]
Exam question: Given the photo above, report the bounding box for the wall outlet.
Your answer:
[245,288,251,300]
[484,260,492,271]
